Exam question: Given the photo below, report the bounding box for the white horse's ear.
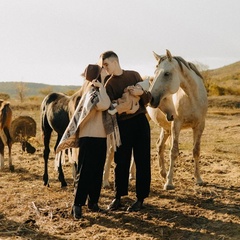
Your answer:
[153,51,161,61]
[166,49,172,61]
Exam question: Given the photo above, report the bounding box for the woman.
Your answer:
[71,64,111,219]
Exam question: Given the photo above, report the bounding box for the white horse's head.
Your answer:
[149,50,180,109]
[148,49,181,121]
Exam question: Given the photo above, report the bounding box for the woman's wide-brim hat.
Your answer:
[82,64,102,81]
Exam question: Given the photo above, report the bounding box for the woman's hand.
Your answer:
[92,79,103,88]
[128,86,144,96]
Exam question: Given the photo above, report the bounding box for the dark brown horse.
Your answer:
[0,100,13,171]
[40,82,90,187]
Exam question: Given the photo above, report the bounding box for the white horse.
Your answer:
[148,49,208,190]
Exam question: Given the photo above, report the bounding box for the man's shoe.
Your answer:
[88,202,103,212]
[72,205,82,219]
[127,200,143,212]
[107,198,122,211]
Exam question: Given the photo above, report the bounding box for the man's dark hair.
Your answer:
[101,51,119,61]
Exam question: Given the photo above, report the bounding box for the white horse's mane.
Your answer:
[158,55,203,79]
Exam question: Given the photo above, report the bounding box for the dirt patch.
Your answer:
[0,98,240,240]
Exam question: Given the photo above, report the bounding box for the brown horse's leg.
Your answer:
[43,126,52,187]
[55,134,67,188]
[3,127,13,171]
[0,138,4,170]
[58,158,67,188]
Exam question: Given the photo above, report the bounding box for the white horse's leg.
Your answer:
[103,148,136,186]
[164,123,180,190]
[192,123,205,185]
[103,145,114,188]
[156,128,170,179]
[129,154,136,180]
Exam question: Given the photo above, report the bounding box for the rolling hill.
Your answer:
[205,61,240,79]
[0,60,240,99]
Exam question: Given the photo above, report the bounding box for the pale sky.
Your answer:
[0,0,239,86]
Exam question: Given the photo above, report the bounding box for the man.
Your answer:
[100,51,151,212]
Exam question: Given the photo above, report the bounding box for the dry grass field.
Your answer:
[0,96,240,240]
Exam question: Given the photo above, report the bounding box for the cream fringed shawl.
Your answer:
[102,106,121,152]
[54,87,121,170]
[54,87,99,170]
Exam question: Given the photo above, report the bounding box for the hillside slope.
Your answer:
[205,61,240,79]
[201,61,240,95]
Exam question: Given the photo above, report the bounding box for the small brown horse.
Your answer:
[0,100,13,171]
[40,82,89,187]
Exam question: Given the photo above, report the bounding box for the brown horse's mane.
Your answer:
[159,55,203,79]
[0,100,12,129]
